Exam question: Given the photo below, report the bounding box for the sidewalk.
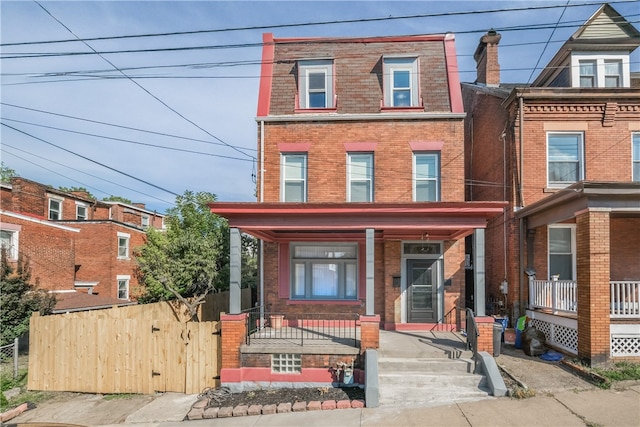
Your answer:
[104,385,639,426]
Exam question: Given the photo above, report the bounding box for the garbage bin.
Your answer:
[493,323,502,357]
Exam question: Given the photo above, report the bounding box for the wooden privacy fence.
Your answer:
[27,290,250,394]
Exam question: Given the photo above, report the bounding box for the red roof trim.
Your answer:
[343,142,378,152]
[257,33,275,117]
[443,34,464,114]
[409,141,444,151]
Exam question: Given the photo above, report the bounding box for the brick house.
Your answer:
[461,4,640,365]
[210,33,506,389]
[0,177,165,311]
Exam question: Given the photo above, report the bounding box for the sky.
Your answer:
[1,0,639,214]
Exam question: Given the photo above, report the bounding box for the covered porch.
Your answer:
[517,182,640,364]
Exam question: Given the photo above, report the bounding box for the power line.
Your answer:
[2,122,181,197]
[2,1,634,47]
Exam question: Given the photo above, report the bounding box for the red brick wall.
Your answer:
[1,186,12,211]
[0,214,76,291]
[72,222,147,299]
[260,120,465,204]
[610,217,640,280]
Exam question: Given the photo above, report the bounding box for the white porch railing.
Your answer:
[610,281,640,318]
[529,278,640,318]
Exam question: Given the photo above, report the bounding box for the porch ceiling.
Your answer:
[209,201,506,242]
[516,182,640,229]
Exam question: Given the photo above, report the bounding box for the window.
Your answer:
[281,154,307,202]
[634,133,640,182]
[76,203,87,220]
[298,60,333,109]
[48,197,62,220]
[0,229,18,259]
[383,57,419,107]
[547,133,584,187]
[413,153,440,201]
[272,354,301,373]
[572,54,627,88]
[548,225,575,281]
[117,275,130,300]
[347,153,373,202]
[291,243,357,300]
[117,232,130,259]
[141,214,150,228]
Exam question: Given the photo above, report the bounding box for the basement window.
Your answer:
[272,353,301,373]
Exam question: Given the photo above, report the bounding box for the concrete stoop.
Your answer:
[378,356,491,407]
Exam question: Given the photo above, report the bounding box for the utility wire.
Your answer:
[2,122,181,197]
[1,0,634,47]
[33,1,254,162]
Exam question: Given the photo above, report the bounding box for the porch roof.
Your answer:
[209,201,506,242]
[515,181,640,229]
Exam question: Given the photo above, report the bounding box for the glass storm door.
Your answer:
[407,259,438,323]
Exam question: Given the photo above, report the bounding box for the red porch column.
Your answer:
[576,208,611,366]
[359,315,380,354]
[474,316,495,354]
[220,313,248,372]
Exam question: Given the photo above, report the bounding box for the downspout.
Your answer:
[518,95,526,317]
[259,120,265,319]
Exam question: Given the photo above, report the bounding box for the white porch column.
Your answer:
[229,227,242,314]
[366,228,375,316]
[473,228,486,316]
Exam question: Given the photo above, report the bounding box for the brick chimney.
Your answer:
[474,29,501,87]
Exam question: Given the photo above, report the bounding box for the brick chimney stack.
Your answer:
[474,29,501,87]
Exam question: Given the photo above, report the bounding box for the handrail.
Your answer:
[430,306,456,331]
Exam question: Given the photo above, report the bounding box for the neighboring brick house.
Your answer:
[461,4,640,365]
[0,177,165,311]
[210,33,506,388]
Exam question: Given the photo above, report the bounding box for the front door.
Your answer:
[407,259,438,323]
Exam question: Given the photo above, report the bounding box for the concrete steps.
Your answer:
[377,332,492,407]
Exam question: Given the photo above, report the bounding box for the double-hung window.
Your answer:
[298,60,333,109]
[49,197,63,220]
[117,232,130,259]
[413,153,440,201]
[383,57,419,107]
[281,154,307,202]
[548,225,575,281]
[633,133,640,182]
[117,275,130,300]
[573,54,627,88]
[347,153,373,202]
[76,203,87,220]
[141,214,150,228]
[547,133,584,187]
[0,229,18,260]
[291,243,357,300]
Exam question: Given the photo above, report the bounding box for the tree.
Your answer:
[135,191,225,320]
[102,195,132,204]
[58,186,96,200]
[0,250,55,346]
[0,162,16,184]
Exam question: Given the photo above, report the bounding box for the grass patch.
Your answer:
[1,368,52,412]
[593,362,640,383]
[509,386,536,399]
[104,393,137,401]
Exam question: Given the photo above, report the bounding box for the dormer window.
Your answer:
[298,60,334,109]
[383,57,420,108]
[572,53,628,88]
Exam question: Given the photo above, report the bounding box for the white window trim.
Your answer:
[571,52,630,88]
[548,224,576,281]
[383,57,420,107]
[290,242,358,300]
[298,60,334,109]
[347,153,374,202]
[75,202,88,220]
[117,274,130,300]
[280,153,307,202]
[547,132,584,188]
[413,152,440,202]
[0,228,19,260]
[117,231,130,259]
[141,214,150,227]
[633,133,640,182]
[48,195,64,220]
